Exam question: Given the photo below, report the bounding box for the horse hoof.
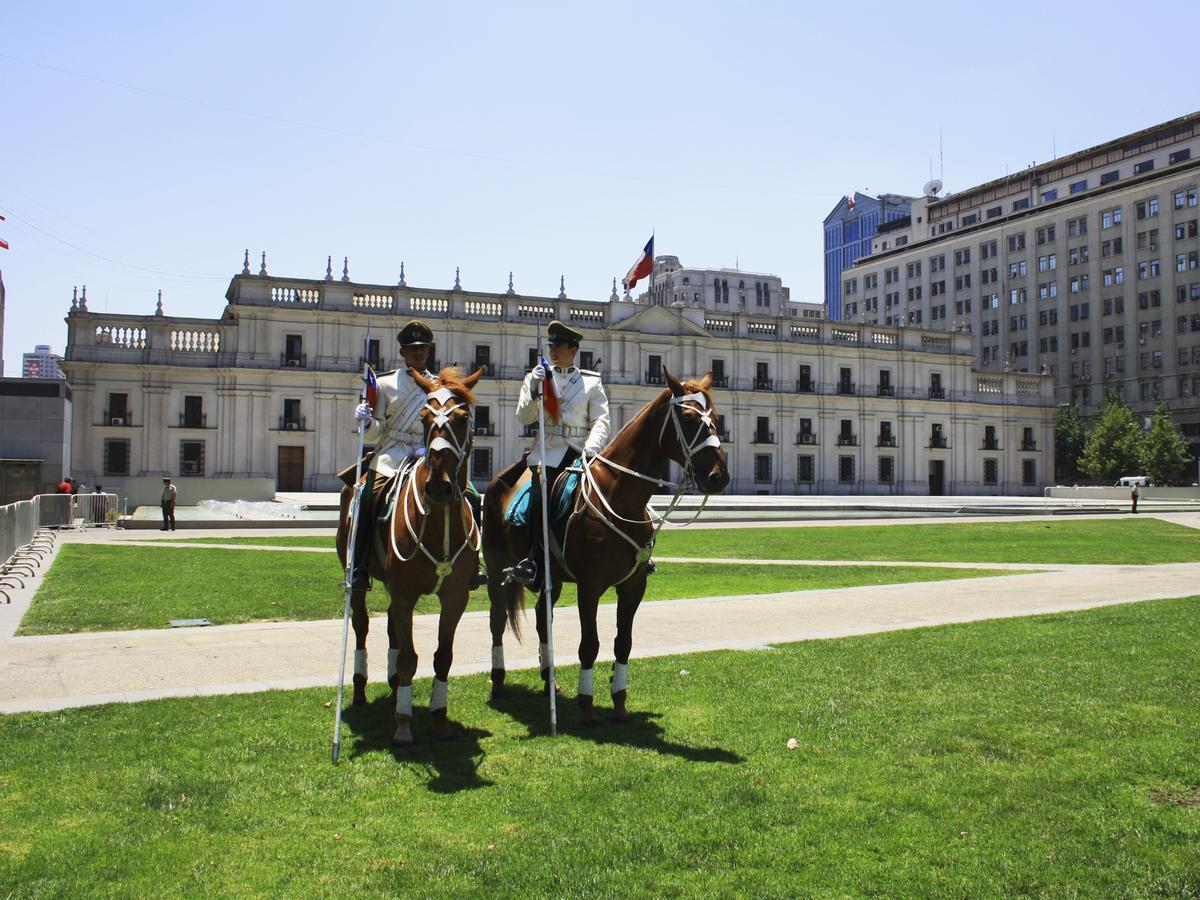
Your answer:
[578,694,597,726]
[611,689,629,722]
[392,716,415,747]
[490,669,506,700]
[351,693,367,706]
[431,709,457,741]
[391,735,415,748]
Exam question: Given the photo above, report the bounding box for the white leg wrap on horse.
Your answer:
[491,646,504,669]
[353,649,367,678]
[539,642,550,669]
[612,662,629,694]
[395,684,413,717]
[430,678,449,712]
[578,667,594,697]
[387,648,399,681]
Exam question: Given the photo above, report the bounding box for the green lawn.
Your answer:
[2,597,1198,896]
[17,546,1008,635]
[158,518,1200,564]
[655,517,1200,565]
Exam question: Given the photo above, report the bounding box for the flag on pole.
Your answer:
[363,366,378,415]
[0,213,8,249]
[539,356,559,423]
[621,235,654,291]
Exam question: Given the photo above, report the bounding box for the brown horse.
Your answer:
[482,369,729,723]
[336,366,484,746]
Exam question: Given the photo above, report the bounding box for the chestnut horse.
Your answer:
[336,366,484,746]
[482,369,729,723]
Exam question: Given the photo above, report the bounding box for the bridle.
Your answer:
[387,384,481,594]
[566,387,724,586]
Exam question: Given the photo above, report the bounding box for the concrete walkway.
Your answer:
[2,515,1198,714]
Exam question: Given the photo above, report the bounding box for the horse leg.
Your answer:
[386,605,400,694]
[389,600,419,747]
[611,574,647,722]
[574,582,603,726]
[430,582,470,740]
[486,575,517,699]
[350,589,370,705]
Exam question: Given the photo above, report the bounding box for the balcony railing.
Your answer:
[103,410,132,426]
[877,384,895,397]
[716,430,731,443]
[930,436,949,448]
[796,432,818,445]
[1021,440,1038,451]
[179,413,207,428]
[836,435,858,447]
[837,382,856,396]
[475,423,496,436]
[877,436,897,447]
[928,387,946,399]
[753,378,773,391]
[752,431,776,444]
[359,355,383,371]
[982,439,1000,450]
[712,376,728,388]
[523,423,539,437]
[645,371,664,385]
[795,379,814,393]
[281,353,307,368]
[279,416,307,432]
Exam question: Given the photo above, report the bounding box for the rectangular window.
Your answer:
[983,459,998,485]
[1133,160,1155,175]
[180,440,205,476]
[838,456,855,484]
[1169,149,1191,165]
[1022,459,1037,486]
[754,454,772,484]
[1040,190,1056,203]
[103,439,131,476]
[1100,170,1120,185]
[1070,179,1087,194]
[878,456,894,484]
[796,455,814,483]
[472,447,493,481]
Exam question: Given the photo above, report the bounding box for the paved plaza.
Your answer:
[2,512,1198,714]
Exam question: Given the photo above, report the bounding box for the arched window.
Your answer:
[722,280,729,303]
[755,283,763,304]
[764,284,771,304]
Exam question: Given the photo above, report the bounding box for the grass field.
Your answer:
[16,545,1008,636]
[158,518,1200,564]
[2,597,1198,896]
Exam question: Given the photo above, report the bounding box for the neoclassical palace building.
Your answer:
[60,255,1055,501]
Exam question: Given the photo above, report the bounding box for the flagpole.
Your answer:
[535,316,558,737]
[333,321,372,763]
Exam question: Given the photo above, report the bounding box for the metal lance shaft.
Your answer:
[535,322,557,736]
[333,324,372,763]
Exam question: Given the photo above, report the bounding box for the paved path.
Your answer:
[3,513,1198,714]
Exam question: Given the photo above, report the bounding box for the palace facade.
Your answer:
[61,259,1055,502]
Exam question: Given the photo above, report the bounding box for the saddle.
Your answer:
[337,452,417,524]
[504,462,583,528]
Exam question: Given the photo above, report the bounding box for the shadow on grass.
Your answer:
[341,694,494,793]
[488,681,745,766]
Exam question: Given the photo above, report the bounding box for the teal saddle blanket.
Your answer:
[505,467,582,528]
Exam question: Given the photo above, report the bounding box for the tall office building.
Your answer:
[824,192,914,321]
[22,344,65,379]
[845,112,1200,459]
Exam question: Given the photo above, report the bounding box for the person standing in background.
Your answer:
[161,477,177,531]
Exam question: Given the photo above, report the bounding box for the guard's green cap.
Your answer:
[397,320,434,347]
[547,320,583,344]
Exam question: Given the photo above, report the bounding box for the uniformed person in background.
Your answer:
[508,319,610,588]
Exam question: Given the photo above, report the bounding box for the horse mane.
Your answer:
[434,366,476,405]
[603,378,714,453]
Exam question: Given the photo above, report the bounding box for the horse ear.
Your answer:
[697,370,714,391]
[463,366,485,390]
[663,367,684,397]
[411,368,437,393]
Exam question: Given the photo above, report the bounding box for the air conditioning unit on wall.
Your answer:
[285,422,299,431]
[111,417,126,426]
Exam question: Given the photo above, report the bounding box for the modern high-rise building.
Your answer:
[824,192,915,321]
[22,344,65,379]
[844,111,1200,459]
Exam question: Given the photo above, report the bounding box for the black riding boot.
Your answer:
[465,487,488,590]
[510,466,547,590]
[349,470,376,590]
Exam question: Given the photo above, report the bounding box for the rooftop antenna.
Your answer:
[939,125,944,183]
[1052,132,1057,160]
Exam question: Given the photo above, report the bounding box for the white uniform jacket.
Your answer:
[362,368,433,477]
[516,366,610,468]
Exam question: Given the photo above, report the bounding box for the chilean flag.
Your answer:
[621,235,654,291]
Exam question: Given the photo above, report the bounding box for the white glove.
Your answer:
[529,364,547,384]
[353,402,373,421]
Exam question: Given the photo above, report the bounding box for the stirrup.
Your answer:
[505,558,539,589]
[469,567,488,591]
[645,559,657,576]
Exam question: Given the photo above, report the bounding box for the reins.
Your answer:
[562,389,722,587]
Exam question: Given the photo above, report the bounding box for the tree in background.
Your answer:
[1140,401,1193,484]
[1080,396,1144,482]
[1054,404,1087,483]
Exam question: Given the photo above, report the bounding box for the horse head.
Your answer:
[412,365,485,505]
[663,368,730,495]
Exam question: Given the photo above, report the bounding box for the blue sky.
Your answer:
[2,0,1197,374]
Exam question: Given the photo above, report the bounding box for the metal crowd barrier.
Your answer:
[1,496,56,602]
[32,492,119,529]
